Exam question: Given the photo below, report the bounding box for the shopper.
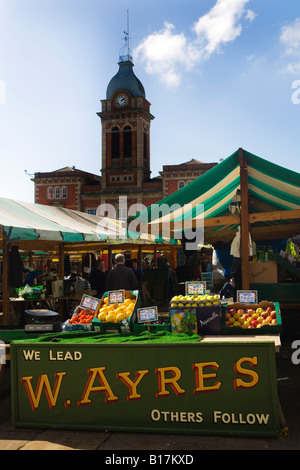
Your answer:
[89,259,107,298]
[131,259,143,293]
[219,277,236,299]
[106,253,138,291]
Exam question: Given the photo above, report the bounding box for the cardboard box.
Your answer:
[170,308,198,335]
[51,280,64,297]
[249,262,277,283]
[170,304,221,335]
[196,305,221,335]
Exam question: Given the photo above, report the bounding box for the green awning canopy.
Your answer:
[132,149,300,244]
[0,197,130,243]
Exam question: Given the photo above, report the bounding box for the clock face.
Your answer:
[115,94,128,107]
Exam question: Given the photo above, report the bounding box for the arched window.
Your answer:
[55,187,60,199]
[124,125,132,167]
[179,181,185,189]
[48,187,53,200]
[143,126,149,165]
[62,186,68,199]
[111,127,120,160]
[124,125,132,158]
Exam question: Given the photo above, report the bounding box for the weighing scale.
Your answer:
[25,309,61,333]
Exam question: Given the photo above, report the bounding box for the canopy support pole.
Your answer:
[2,236,10,326]
[239,148,250,290]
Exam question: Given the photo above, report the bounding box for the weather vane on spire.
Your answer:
[119,10,133,62]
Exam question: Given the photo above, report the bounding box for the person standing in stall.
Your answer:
[106,253,138,291]
[89,259,107,299]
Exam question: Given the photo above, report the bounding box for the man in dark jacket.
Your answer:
[89,259,107,298]
[106,253,138,291]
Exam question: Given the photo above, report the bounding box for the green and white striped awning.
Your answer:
[133,149,300,244]
[0,198,129,243]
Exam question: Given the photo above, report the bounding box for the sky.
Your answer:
[1,0,300,203]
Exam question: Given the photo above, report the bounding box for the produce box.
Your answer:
[170,293,221,335]
[221,301,282,335]
[170,308,198,334]
[196,304,221,335]
[65,294,102,331]
[249,262,277,283]
[92,290,140,333]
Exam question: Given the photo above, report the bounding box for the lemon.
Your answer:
[116,312,125,322]
[106,313,115,323]
[98,312,107,322]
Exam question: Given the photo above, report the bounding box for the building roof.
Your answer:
[34,167,101,182]
[106,60,145,99]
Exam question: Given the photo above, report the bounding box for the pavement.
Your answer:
[0,312,300,451]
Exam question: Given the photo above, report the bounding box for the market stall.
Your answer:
[0,197,177,327]
[0,156,293,438]
[132,148,300,306]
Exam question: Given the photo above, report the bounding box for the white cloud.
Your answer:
[280,18,300,74]
[193,0,254,57]
[134,0,256,87]
[134,22,201,88]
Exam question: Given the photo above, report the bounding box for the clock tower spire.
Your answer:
[97,21,154,211]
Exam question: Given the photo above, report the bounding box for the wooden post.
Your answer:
[58,243,65,281]
[138,246,142,267]
[108,245,112,271]
[239,148,250,290]
[2,236,10,326]
[57,243,65,320]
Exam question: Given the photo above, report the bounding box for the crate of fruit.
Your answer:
[65,294,101,331]
[221,301,282,335]
[92,290,140,333]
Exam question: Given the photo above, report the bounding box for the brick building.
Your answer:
[33,45,217,217]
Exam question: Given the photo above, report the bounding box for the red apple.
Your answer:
[266,306,273,313]
[270,310,277,319]
[271,319,277,325]
[251,320,259,328]
[247,309,255,315]
[261,311,269,319]
[230,309,237,315]
[237,309,245,315]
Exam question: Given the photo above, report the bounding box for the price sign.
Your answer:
[108,290,125,305]
[137,306,158,324]
[237,290,258,304]
[80,294,101,311]
[185,281,206,295]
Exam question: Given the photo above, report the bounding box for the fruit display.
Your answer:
[170,294,220,307]
[68,308,95,325]
[97,295,136,324]
[224,306,277,329]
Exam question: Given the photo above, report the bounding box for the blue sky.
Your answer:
[1,0,300,202]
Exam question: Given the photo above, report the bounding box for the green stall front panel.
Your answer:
[11,341,280,437]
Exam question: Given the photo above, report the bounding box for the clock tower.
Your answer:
[97,35,155,214]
